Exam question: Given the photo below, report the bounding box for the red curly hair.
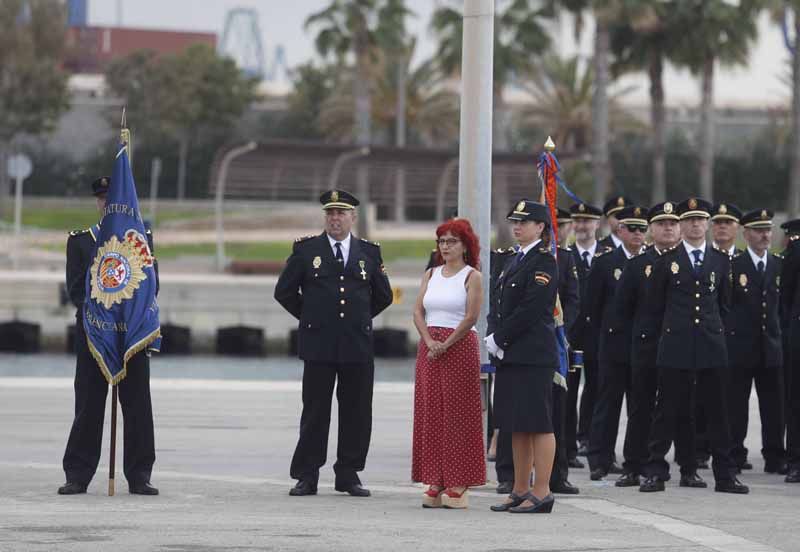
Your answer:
[432,218,481,270]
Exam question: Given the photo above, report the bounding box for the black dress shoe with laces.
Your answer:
[785,468,800,483]
[679,473,707,488]
[335,483,371,497]
[764,461,788,475]
[615,473,640,487]
[639,476,665,492]
[496,481,513,495]
[57,482,87,495]
[568,457,585,469]
[129,481,159,495]
[607,462,625,475]
[715,477,749,494]
[289,480,317,496]
[551,480,580,494]
[589,468,607,481]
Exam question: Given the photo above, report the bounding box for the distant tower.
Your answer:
[68,0,88,27]
[219,8,265,78]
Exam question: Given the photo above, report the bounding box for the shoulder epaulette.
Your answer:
[771,252,784,260]
[789,235,800,243]
[360,238,380,247]
[557,245,570,253]
[145,228,152,235]
[731,250,744,259]
[494,247,513,255]
[294,235,315,243]
[69,228,90,237]
[594,246,614,258]
[709,246,728,257]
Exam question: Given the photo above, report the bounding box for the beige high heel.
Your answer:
[422,486,444,508]
[440,487,469,509]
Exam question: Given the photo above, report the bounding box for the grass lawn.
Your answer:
[1,207,212,232]
[154,239,435,262]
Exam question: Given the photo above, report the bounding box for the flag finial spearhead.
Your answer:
[544,136,556,152]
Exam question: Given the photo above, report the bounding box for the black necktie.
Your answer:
[692,249,703,276]
[757,260,765,284]
[335,242,344,264]
[581,250,590,269]
[513,249,524,267]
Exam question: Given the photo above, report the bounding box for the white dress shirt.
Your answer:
[683,240,706,268]
[610,233,622,248]
[575,241,597,267]
[327,233,352,265]
[747,246,768,271]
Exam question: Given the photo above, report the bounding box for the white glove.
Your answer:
[484,334,504,360]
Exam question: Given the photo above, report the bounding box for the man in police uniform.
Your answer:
[586,205,647,481]
[782,218,800,483]
[567,202,603,459]
[599,196,632,249]
[640,198,748,494]
[59,176,159,496]
[275,190,393,497]
[616,202,704,488]
[726,209,787,475]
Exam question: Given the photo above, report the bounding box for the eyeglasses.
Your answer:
[624,224,648,233]
[436,238,461,247]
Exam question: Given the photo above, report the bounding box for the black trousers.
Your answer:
[645,367,736,483]
[788,345,800,469]
[565,368,581,459]
[290,360,374,487]
[496,383,567,486]
[587,358,631,472]
[623,353,695,476]
[729,360,786,465]
[576,348,599,446]
[694,402,712,463]
[62,329,155,486]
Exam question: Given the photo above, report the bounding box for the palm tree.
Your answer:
[674,0,761,201]
[305,0,412,147]
[519,55,643,152]
[431,0,554,241]
[610,1,683,203]
[317,41,460,146]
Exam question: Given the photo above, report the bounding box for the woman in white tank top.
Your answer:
[411,218,486,509]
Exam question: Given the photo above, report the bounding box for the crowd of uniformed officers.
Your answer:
[487,194,800,498]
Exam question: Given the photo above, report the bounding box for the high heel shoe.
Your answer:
[422,486,444,508]
[440,487,469,509]
[490,491,530,512]
[508,493,555,514]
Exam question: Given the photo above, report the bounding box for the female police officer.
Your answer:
[485,200,559,514]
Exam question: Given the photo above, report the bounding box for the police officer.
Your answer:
[782,218,800,483]
[567,202,604,459]
[59,176,159,496]
[275,190,393,497]
[616,202,704,489]
[586,206,647,481]
[727,209,787,474]
[640,198,748,494]
[599,196,632,249]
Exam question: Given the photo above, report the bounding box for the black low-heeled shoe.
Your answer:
[490,492,530,512]
[509,493,555,514]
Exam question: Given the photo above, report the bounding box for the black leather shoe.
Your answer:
[490,491,529,512]
[509,493,555,514]
[576,443,588,457]
[129,481,159,495]
[57,482,87,495]
[738,461,753,470]
[289,480,317,496]
[615,473,640,487]
[496,481,513,495]
[715,477,749,494]
[785,468,800,483]
[607,462,624,475]
[589,468,607,481]
[679,473,707,488]
[551,480,580,494]
[764,461,788,475]
[639,476,665,492]
[335,483,371,497]
[568,457,585,469]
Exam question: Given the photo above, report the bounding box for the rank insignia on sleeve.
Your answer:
[671,262,680,274]
[534,272,551,286]
[645,265,652,278]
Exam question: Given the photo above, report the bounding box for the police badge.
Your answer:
[671,262,680,274]
[313,256,322,269]
[614,268,622,281]
[739,273,748,287]
[645,265,652,278]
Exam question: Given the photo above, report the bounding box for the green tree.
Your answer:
[0,0,69,206]
[674,0,762,201]
[106,45,258,200]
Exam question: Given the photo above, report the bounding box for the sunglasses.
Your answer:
[624,224,648,233]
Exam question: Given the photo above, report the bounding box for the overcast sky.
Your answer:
[89,0,792,109]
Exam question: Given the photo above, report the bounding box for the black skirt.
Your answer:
[494,362,555,433]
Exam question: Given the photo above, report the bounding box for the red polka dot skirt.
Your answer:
[411,327,486,488]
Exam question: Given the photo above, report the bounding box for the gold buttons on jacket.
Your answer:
[340,313,345,318]
[340,275,344,281]
[340,287,345,293]
[695,306,700,312]
[340,299,346,305]
[695,293,700,298]
[694,319,700,324]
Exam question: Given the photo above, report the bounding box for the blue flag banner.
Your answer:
[83,143,161,385]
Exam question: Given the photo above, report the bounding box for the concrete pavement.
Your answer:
[0,373,798,551]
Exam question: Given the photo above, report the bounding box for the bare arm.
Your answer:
[413,269,437,349]
[440,270,482,351]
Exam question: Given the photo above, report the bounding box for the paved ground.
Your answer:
[1,367,798,551]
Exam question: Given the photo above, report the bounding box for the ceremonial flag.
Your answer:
[83,143,161,384]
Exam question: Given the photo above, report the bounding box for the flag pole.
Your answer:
[108,107,129,497]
